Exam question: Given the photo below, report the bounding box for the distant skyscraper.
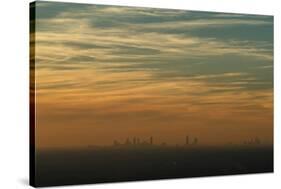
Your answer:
[185,136,189,145]
[125,138,131,145]
[193,137,198,145]
[113,140,119,146]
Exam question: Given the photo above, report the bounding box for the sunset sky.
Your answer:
[33,2,273,149]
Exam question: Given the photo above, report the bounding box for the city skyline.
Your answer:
[32,2,273,149]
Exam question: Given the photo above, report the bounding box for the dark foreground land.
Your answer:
[34,146,273,187]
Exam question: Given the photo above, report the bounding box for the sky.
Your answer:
[32,1,273,149]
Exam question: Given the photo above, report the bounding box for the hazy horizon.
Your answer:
[32,2,273,149]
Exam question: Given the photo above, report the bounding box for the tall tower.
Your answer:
[150,136,153,145]
[125,138,131,145]
[193,137,198,145]
[185,136,189,145]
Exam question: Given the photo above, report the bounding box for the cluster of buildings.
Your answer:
[243,137,261,145]
[112,136,199,147]
[113,137,153,146]
[185,136,198,145]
